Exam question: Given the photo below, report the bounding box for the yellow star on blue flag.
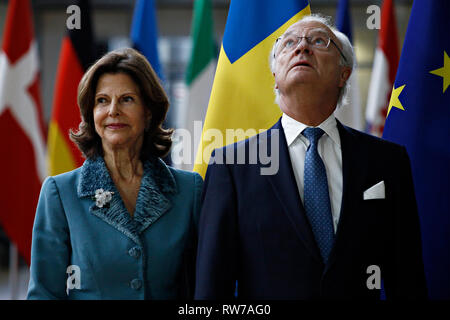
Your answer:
[429,51,450,93]
[382,0,450,299]
[387,84,405,116]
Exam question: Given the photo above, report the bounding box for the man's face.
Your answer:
[273,20,349,99]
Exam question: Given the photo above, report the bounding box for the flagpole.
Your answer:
[8,242,19,300]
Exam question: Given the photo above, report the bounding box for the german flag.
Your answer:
[48,0,96,175]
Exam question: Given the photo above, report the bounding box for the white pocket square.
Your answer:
[363,181,385,200]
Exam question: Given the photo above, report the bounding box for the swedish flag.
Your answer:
[383,0,450,299]
[193,0,311,177]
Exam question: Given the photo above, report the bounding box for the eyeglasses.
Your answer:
[275,31,347,63]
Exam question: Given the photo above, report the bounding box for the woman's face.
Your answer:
[93,72,150,154]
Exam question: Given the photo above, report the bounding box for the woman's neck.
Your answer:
[103,149,143,182]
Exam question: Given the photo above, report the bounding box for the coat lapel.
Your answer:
[133,157,177,234]
[266,119,323,264]
[77,156,177,244]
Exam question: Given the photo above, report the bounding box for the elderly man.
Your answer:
[195,15,427,300]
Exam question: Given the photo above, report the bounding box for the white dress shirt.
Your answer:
[281,113,343,233]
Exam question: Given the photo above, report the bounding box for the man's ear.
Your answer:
[339,66,352,88]
[273,72,278,89]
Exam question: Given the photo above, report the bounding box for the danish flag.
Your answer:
[0,0,47,264]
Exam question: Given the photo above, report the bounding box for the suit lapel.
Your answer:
[266,119,323,264]
[325,121,367,271]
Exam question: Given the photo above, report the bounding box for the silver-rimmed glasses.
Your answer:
[274,31,347,63]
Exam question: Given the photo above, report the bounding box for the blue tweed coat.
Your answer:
[27,156,202,300]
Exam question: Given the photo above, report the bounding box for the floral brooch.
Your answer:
[93,188,114,208]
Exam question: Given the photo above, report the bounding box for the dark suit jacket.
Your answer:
[195,118,427,300]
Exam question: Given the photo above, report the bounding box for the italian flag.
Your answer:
[176,0,217,170]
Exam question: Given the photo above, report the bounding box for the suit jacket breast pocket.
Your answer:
[357,198,393,253]
[359,198,390,225]
[359,199,388,219]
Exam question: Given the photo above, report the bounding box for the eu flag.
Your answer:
[382,0,450,299]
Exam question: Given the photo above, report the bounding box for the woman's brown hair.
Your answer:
[70,47,172,160]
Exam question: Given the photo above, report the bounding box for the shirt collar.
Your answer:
[281,112,341,147]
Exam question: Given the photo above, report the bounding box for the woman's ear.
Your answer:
[145,109,152,132]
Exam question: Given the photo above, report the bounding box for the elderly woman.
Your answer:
[27,48,202,299]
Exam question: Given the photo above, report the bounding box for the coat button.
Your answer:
[130,279,142,290]
[128,247,141,258]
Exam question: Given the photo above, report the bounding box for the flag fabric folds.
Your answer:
[174,0,217,170]
[366,0,399,137]
[130,0,173,166]
[382,0,450,299]
[130,0,164,81]
[334,0,363,130]
[0,0,47,263]
[193,0,311,178]
[48,0,96,176]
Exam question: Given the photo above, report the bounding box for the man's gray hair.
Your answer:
[269,14,355,108]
